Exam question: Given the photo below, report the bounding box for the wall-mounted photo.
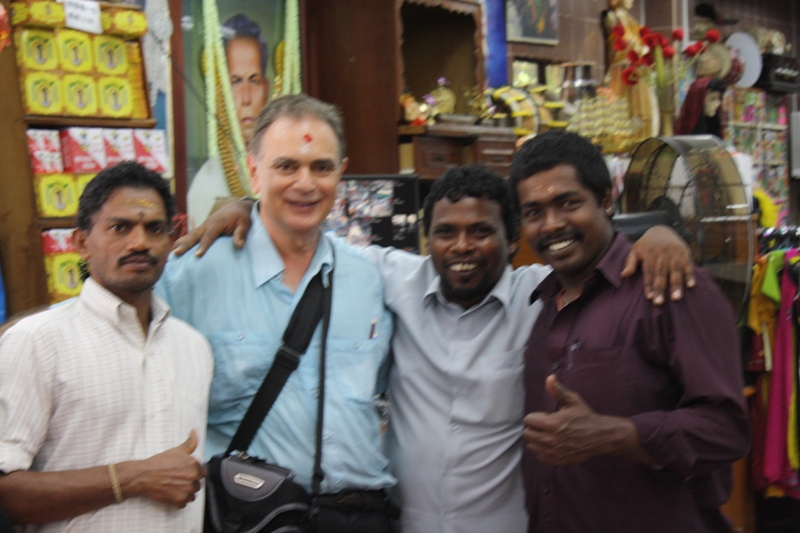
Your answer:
[506,0,559,45]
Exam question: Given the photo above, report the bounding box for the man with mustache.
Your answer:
[515,131,749,532]
[173,158,693,531]
[0,162,213,532]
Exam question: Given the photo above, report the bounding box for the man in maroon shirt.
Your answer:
[513,131,750,533]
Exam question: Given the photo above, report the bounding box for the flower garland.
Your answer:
[202,0,249,193]
[280,0,301,95]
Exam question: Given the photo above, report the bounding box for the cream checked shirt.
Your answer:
[0,277,213,533]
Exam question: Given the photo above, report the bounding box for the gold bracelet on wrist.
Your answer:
[107,463,124,503]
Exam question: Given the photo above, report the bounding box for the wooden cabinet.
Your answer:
[399,123,516,181]
[304,0,485,177]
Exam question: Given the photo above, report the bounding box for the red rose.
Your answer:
[612,24,625,39]
[613,38,627,51]
[639,53,654,66]
[663,45,675,59]
[627,50,639,63]
[622,66,639,86]
[659,34,670,47]
[639,26,651,38]
[684,42,703,57]
[643,33,658,48]
[705,29,721,43]
[672,28,684,41]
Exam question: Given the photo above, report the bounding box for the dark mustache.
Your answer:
[118,252,157,266]
[536,231,582,251]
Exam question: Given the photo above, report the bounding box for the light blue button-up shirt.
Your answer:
[364,246,550,533]
[156,207,395,493]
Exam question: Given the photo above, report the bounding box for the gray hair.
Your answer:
[249,94,346,161]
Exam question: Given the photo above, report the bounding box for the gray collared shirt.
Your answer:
[365,246,550,533]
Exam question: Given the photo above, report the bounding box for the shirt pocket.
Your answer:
[205,331,279,421]
[560,346,626,416]
[327,337,384,404]
[452,355,525,426]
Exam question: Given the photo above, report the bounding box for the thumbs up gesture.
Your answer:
[118,430,206,508]
[523,375,615,466]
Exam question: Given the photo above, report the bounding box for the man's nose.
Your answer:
[128,225,150,250]
[451,232,473,253]
[542,208,565,234]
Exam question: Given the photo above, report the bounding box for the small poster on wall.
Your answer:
[325,175,420,253]
[506,0,559,45]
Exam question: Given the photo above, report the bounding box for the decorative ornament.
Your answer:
[0,4,10,53]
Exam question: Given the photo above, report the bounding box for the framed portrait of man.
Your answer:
[506,0,559,45]
[181,0,289,223]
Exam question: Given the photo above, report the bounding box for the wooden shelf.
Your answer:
[25,116,157,129]
[39,218,78,230]
[761,123,788,131]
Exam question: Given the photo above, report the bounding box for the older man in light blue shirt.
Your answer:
[158,204,394,492]
[159,94,398,532]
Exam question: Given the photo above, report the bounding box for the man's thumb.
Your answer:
[545,375,579,408]
[182,429,198,453]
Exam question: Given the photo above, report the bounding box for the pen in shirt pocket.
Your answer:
[369,318,378,340]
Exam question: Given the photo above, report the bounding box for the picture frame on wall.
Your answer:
[506,0,559,45]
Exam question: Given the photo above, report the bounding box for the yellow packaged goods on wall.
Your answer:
[62,74,98,116]
[125,42,148,118]
[34,173,78,217]
[20,71,63,114]
[101,9,146,38]
[94,35,127,75]
[45,251,83,301]
[74,173,96,199]
[41,229,82,302]
[14,28,57,70]
[97,76,133,118]
[55,29,93,73]
[10,1,65,28]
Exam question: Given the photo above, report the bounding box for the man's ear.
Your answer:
[601,187,614,217]
[247,153,259,194]
[73,228,90,260]
[507,240,520,262]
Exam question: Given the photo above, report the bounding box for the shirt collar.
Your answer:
[529,232,631,304]
[424,264,514,311]
[80,276,170,327]
[248,201,334,289]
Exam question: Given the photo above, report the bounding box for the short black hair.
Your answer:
[423,164,520,244]
[221,13,268,75]
[77,161,175,232]
[510,131,611,206]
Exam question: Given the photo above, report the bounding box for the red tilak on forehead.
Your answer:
[303,134,312,143]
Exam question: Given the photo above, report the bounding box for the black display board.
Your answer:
[324,174,420,253]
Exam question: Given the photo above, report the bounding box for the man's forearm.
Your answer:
[0,466,120,524]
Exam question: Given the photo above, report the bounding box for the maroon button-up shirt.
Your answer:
[523,233,750,533]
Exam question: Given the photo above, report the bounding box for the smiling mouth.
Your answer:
[287,200,319,209]
[449,262,478,272]
[547,239,575,252]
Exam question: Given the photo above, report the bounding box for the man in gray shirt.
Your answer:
[175,165,692,532]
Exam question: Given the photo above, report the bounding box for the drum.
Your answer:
[491,87,540,136]
[725,32,763,88]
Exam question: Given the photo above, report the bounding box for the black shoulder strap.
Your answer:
[226,269,329,456]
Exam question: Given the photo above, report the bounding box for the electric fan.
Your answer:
[615,135,754,316]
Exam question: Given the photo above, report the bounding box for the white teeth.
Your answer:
[548,240,574,252]
[450,263,477,272]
